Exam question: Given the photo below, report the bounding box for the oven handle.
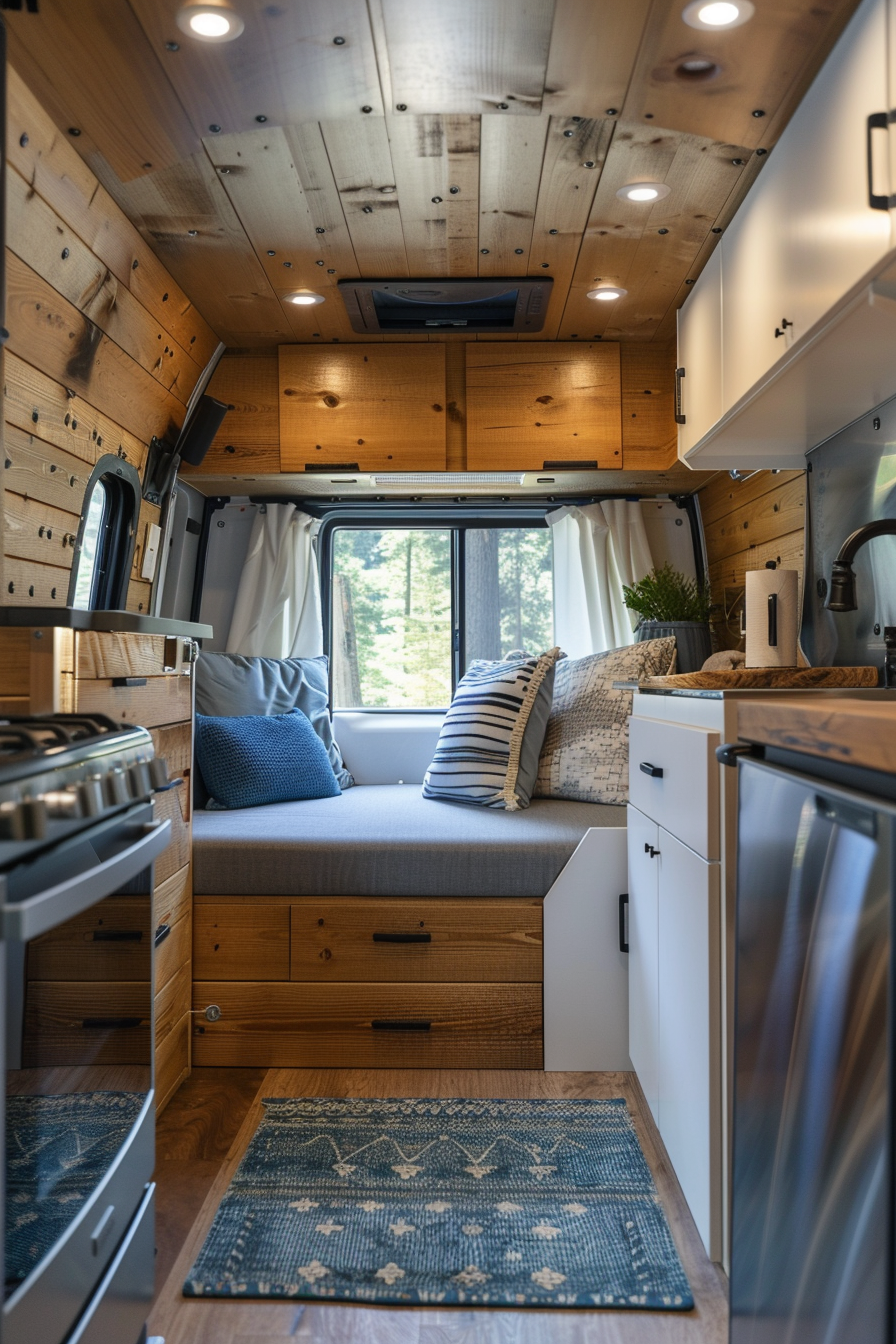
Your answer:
[0,819,171,942]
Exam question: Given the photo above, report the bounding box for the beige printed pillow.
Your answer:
[534,638,677,805]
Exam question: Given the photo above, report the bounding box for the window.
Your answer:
[68,456,142,611]
[328,518,554,709]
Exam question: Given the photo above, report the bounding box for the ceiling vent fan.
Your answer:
[338,277,553,334]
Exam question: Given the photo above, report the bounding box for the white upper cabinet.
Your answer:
[679,0,896,466]
[676,245,722,459]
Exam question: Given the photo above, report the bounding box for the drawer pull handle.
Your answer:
[82,1016,142,1029]
[111,677,148,688]
[92,929,142,942]
[372,932,432,943]
[644,843,661,859]
[154,922,171,947]
[618,893,629,954]
[372,1019,432,1031]
[639,762,664,778]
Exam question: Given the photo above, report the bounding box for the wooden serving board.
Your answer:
[639,666,879,691]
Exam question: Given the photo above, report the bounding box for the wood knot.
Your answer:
[323,394,340,408]
[319,948,332,960]
[432,403,443,412]
[535,395,553,405]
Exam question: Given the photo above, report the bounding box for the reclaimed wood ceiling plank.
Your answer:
[558,122,751,341]
[621,0,864,151]
[542,0,652,120]
[4,0,198,181]
[380,0,556,116]
[127,0,384,134]
[478,116,550,280]
[320,118,409,278]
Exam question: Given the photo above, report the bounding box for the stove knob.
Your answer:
[127,761,152,798]
[78,777,105,818]
[103,768,130,807]
[20,797,48,840]
[42,788,83,820]
[149,757,171,791]
[0,800,25,841]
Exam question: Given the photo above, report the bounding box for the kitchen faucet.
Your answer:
[826,518,896,610]
[826,519,896,686]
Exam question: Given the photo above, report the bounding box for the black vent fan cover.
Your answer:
[338,277,552,334]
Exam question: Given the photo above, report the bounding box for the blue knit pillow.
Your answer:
[195,710,341,810]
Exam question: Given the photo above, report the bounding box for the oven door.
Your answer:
[0,801,170,1344]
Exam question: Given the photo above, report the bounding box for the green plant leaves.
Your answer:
[621,563,712,624]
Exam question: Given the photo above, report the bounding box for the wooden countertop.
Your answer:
[738,696,896,775]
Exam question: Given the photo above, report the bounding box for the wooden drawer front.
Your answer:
[71,674,192,729]
[156,911,190,996]
[194,903,290,981]
[74,632,190,680]
[27,895,150,981]
[290,898,543,983]
[155,1010,189,1114]
[154,864,191,932]
[629,717,720,861]
[154,788,191,887]
[151,724,193,820]
[191,982,543,1069]
[23,982,150,1067]
[156,961,191,1048]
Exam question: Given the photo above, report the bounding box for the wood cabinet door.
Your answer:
[627,805,660,1124]
[465,342,621,470]
[657,829,720,1257]
[677,245,722,460]
[279,344,447,473]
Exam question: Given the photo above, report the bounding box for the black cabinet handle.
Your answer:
[111,677,148,688]
[867,112,892,210]
[154,923,171,947]
[372,931,431,943]
[716,742,763,768]
[153,777,184,793]
[618,893,629,953]
[371,1020,432,1031]
[675,366,686,425]
[644,843,660,858]
[639,762,664,778]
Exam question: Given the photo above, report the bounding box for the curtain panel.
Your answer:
[548,501,654,658]
[226,504,324,658]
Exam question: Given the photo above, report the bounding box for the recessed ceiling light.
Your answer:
[682,0,754,30]
[587,286,628,302]
[616,182,672,204]
[287,291,326,306]
[176,2,245,41]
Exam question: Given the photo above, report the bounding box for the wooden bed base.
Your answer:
[191,895,544,1069]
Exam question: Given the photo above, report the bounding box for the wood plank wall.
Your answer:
[2,69,219,612]
[698,470,807,651]
[186,341,677,476]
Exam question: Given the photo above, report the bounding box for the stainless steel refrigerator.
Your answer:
[729,749,895,1344]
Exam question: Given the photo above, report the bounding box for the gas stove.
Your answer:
[0,714,170,868]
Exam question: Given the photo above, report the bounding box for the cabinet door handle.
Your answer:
[639,762,664,778]
[372,931,432,943]
[644,843,660,858]
[866,112,892,210]
[674,367,686,425]
[774,318,793,338]
[618,893,629,953]
[154,922,171,947]
[372,1020,431,1031]
[111,677,148,688]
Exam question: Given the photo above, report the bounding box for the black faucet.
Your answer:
[826,518,896,611]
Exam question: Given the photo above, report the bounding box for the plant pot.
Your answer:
[635,621,713,675]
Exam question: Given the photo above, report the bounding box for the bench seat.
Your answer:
[192,783,624,898]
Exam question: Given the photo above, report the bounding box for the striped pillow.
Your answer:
[422,648,562,810]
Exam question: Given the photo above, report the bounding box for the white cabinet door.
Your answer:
[627,805,660,1124]
[722,0,890,416]
[676,245,722,460]
[657,829,720,1257]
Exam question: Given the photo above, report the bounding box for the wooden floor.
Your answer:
[151,1069,728,1344]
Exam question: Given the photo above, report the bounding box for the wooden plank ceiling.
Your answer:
[5,0,862,350]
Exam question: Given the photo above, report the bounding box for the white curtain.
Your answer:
[225,504,324,658]
[547,501,654,658]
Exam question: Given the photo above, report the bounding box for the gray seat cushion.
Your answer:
[192,784,624,898]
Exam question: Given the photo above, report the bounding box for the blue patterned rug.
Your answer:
[184,1097,693,1310]
[6,1091,145,1290]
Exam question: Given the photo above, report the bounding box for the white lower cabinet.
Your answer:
[627,803,721,1259]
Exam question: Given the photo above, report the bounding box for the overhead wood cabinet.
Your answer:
[678,0,896,468]
[465,342,621,471]
[279,344,447,473]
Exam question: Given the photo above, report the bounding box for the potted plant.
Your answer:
[622,563,713,674]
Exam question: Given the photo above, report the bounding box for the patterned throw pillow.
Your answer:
[195,709,341,810]
[423,648,562,810]
[534,638,677,805]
